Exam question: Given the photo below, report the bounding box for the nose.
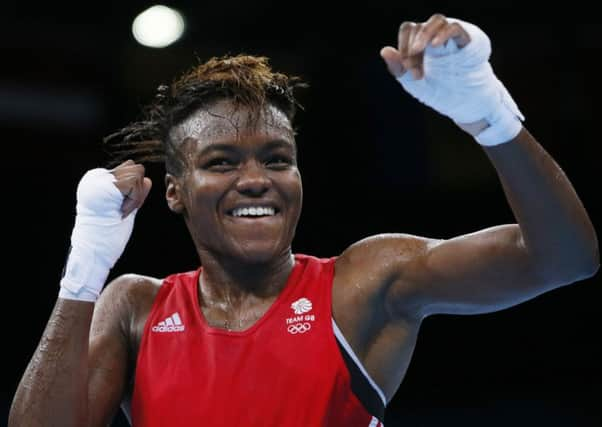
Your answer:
[235,161,271,196]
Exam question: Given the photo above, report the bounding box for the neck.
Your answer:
[197,249,295,309]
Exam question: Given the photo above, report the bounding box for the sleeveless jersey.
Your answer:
[130,254,386,426]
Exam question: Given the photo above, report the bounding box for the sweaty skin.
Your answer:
[110,104,599,408]
[9,14,598,427]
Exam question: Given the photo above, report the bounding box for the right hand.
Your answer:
[59,160,152,301]
[110,160,153,218]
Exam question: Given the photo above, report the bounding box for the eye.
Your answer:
[205,157,237,171]
[265,155,292,169]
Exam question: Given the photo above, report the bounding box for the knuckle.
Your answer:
[450,22,463,32]
[399,21,415,32]
[431,13,447,23]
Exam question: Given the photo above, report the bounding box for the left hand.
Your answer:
[380,13,471,80]
[379,13,524,146]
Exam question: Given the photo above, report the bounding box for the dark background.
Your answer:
[2,1,600,426]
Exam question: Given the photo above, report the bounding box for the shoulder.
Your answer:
[105,272,164,311]
[334,233,440,278]
[93,274,164,338]
[332,233,441,318]
[99,273,164,313]
[92,273,167,371]
[103,273,163,298]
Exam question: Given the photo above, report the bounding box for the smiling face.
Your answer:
[165,99,303,265]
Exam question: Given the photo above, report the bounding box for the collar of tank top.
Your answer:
[199,278,271,331]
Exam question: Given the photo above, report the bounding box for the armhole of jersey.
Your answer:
[120,398,132,425]
[122,274,175,426]
[332,318,387,421]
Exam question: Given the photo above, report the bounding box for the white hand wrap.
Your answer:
[59,168,136,302]
[397,18,524,146]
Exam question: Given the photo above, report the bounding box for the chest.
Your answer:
[132,293,348,425]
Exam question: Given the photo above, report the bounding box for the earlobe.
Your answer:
[165,174,184,214]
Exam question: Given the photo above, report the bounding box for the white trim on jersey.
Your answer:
[332,319,387,407]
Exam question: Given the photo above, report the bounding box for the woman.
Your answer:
[9,14,598,427]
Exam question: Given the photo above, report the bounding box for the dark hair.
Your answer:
[103,54,306,175]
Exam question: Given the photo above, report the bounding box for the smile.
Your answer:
[228,206,279,217]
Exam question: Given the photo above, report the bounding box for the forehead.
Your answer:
[169,99,295,149]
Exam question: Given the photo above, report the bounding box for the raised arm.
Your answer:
[352,15,598,319]
[9,280,130,427]
[9,161,151,426]
[387,128,597,318]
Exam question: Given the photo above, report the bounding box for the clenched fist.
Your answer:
[380,13,524,146]
[59,160,152,302]
[380,13,470,80]
[111,160,153,218]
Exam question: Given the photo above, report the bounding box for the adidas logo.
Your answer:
[151,312,185,333]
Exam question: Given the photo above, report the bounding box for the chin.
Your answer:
[234,240,289,264]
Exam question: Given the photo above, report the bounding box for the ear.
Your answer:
[165,173,185,214]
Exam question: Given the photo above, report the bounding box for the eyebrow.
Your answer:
[261,139,296,154]
[198,139,295,157]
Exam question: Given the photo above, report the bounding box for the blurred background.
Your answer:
[2,1,599,426]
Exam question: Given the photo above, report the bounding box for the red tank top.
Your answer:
[131,254,385,426]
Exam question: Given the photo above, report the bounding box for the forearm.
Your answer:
[484,127,599,280]
[9,298,94,427]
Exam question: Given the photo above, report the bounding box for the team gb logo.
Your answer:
[291,297,312,314]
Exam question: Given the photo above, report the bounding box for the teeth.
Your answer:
[232,207,276,217]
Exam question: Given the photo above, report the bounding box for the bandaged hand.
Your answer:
[59,160,152,302]
[380,14,524,146]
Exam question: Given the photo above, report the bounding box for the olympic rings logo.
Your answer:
[287,322,311,334]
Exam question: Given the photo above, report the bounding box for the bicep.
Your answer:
[398,224,546,317]
[87,278,132,426]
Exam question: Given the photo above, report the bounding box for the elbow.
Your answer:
[563,248,599,284]
[579,232,600,279]
[558,244,600,284]
[569,226,599,281]
[581,246,600,279]
[532,240,600,286]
